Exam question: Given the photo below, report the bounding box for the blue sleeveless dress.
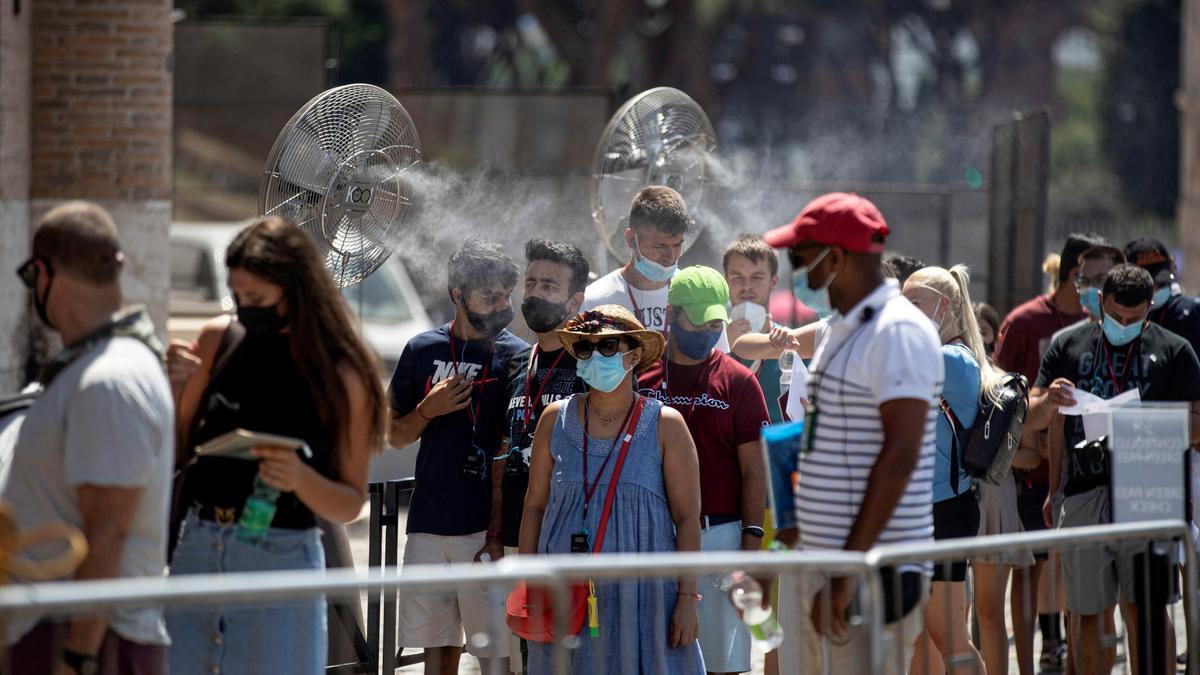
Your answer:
[526,395,706,675]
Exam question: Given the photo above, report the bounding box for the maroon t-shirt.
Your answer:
[994,294,1082,383]
[637,351,770,516]
[994,293,1081,484]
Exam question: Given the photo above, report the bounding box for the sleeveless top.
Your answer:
[528,394,706,674]
[183,331,336,529]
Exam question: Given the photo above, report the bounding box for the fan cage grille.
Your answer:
[259,84,421,287]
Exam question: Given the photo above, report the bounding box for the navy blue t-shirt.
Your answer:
[389,324,528,535]
[1151,292,1200,355]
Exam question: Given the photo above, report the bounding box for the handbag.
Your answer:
[506,396,646,643]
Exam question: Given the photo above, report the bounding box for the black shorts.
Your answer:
[932,488,980,582]
[1017,478,1051,560]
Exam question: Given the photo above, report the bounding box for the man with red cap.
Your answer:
[763,192,943,673]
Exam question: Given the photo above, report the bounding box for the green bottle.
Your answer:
[236,476,280,543]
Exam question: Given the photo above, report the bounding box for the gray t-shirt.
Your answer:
[1,337,174,646]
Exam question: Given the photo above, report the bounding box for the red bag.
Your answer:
[506,396,645,643]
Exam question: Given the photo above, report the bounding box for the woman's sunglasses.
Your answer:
[571,336,628,360]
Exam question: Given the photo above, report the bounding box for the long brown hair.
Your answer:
[225,217,386,454]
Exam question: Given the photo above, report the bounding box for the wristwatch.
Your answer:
[62,648,99,675]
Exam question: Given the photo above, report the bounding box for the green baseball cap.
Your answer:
[668,265,730,325]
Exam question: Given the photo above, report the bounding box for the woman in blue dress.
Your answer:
[519,305,706,674]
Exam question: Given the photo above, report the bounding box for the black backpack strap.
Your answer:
[169,319,245,563]
[180,319,245,468]
[939,397,962,495]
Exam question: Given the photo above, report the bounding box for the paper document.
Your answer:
[196,429,312,461]
[1060,387,1140,416]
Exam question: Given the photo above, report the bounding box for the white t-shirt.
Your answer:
[794,280,943,571]
[1,337,174,646]
[582,268,730,351]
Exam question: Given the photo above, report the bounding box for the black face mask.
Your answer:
[457,294,513,338]
[237,303,287,335]
[521,296,570,334]
[33,266,55,330]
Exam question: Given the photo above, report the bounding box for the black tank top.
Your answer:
[184,331,336,529]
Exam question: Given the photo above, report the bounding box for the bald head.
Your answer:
[33,201,123,284]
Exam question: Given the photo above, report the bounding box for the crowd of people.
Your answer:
[1,186,1197,675]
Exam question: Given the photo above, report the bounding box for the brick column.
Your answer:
[29,0,174,347]
[0,0,33,392]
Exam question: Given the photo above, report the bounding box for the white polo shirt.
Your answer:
[794,279,943,567]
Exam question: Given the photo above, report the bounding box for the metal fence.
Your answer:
[0,515,1192,674]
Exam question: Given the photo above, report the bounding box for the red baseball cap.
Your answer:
[763,192,889,253]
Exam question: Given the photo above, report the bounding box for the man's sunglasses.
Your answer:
[571,336,629,360]
[16,258,49,290]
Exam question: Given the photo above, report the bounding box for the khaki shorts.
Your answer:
[398,532,510,658]
[1059,488,1179,615]
[779,572,927,674]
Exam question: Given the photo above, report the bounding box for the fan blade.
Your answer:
[275,125,338,192]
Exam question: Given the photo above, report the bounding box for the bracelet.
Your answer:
[676,591,702,601]
[415,403,433,422]
[485,530,502,540]
[742,525,765,538]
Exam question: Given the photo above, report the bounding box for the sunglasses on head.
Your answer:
[571,336,629,360]
[16,257,49,290]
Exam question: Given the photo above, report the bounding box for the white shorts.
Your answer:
[698,520,751,673]
[398,532,509,659]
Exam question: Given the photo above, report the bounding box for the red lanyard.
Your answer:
[523,346,568,428]
[581,396,638,522]
[625,283,642,321]
[447,331,495,430]
[1101,338,1139,394]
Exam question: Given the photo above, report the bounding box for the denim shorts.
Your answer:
[167,512,326,675]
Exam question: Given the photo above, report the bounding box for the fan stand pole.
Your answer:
[596,239,611,277]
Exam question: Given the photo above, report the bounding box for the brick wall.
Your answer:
[31,0,172,202]
[0,0,173,393]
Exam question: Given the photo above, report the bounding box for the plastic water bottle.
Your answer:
[236,476,280,543]
[724,571,784,652]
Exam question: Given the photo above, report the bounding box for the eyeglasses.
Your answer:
[16,258,49,290]
[571,336,628,360]
[1074,273,1108,290]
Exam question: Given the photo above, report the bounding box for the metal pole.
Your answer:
[367,483,382,673]
[382,481,400,673]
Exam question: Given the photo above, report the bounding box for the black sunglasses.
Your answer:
[16,257,49,290]
[571,336,629,360]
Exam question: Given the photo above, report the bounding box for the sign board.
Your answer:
[1107,403,1190,524]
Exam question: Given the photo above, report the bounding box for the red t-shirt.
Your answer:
[994,294,1081,484]
[994,294,1082,383]
[637,351,770,516]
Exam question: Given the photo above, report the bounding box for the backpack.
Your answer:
[941,373,1030,492]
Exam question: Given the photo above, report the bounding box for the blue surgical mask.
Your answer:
[1102,314,1144,347]
[576,351,633,393]
[633,236,678,283]
[1079,286,1101,317]
[791,247,836,319]
[1152,286,1171,309]
[671,316,722,360]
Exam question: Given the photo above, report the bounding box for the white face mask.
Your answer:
[730,302,768,331]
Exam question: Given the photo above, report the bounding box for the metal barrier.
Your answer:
[0,506,1191,674]
[868,519,1198,675]
[0,550,876,674]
